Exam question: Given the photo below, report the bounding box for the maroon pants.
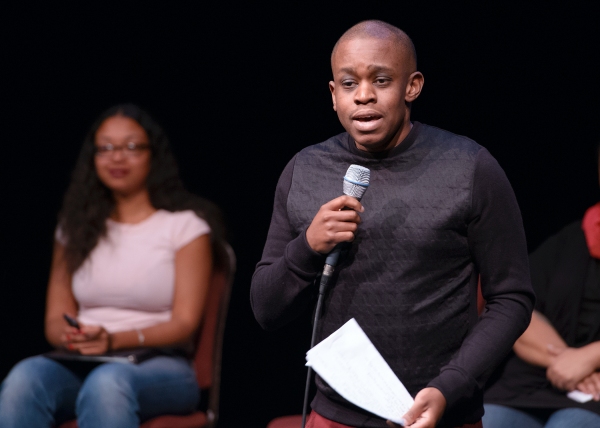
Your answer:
[306,410,483,428]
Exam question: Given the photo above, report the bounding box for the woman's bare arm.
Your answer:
[44,242,78,348]
[513,309,600,392]
[513,310,567,367]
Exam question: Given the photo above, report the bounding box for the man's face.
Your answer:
[329,37,421,152]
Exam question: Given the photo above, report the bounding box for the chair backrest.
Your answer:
[193,242,235,427]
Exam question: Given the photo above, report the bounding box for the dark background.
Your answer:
[1,2,599,427]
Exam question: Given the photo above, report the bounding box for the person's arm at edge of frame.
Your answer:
[513,310,566,367]
[514,235,600,396]
[250,155,327,330]
[45,242,78,348]
[513,309,600,397]
[511,231,566,368]
[543,324,600,393]
[401,148,535,427]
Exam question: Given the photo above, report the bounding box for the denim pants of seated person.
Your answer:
[0,354,199,428]
[483,403,600,428]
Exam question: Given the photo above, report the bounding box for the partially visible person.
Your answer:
[0,104,224,428]
[251,20,534,428]
[483,150,600,427]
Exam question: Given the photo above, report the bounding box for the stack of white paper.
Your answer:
[306,318,414,425]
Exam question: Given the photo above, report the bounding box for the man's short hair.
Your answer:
[332,20,417,71]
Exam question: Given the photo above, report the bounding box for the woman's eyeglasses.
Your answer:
[94,142,150,157]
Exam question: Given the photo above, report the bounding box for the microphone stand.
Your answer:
[301,247,342,428]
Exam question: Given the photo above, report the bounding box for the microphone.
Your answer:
[322,164,371,276]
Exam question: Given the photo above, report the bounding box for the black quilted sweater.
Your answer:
[251,122,535,427]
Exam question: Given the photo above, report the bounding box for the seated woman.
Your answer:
[0,104,224,428]
[483,156,600,427]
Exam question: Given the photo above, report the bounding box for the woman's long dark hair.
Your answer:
[58,104,225,273]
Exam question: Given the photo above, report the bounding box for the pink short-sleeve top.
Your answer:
[63,210,210,333]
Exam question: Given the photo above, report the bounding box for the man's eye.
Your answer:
[342,80,356,88]
[97,145,113,152]
[375,78,389,85]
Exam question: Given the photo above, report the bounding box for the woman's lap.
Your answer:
[0,354,198,428]
[78,355,199,421]
[0,356,83,426]
[545,407,600,428]
[483,403,600,428]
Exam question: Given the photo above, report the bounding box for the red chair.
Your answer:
[59,242,235,428]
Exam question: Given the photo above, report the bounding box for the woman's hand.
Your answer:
[576,372,600,400]
[546,344,600,391]
[62,324,111,355]
[59,324,81,348]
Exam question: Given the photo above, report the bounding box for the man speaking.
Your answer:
[251,20,534,428]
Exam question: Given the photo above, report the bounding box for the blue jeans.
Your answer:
[483,403,600,428]
[0,355,199,428]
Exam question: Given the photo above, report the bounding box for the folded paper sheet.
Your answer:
[567,390,594,403]
[306,318,414,424]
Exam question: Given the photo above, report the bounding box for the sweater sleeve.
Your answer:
[427,148,535,409]
[250,155,327,330]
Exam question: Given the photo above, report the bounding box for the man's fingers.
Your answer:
[321,218,358,236]
[324,195,364,212]
[321,209,362,225]
[335,231,357,243]
[318,213,360,245]
[402,404,422,427]
[307,196,365,253]
[403,419,434,428]
[402,388,446,428]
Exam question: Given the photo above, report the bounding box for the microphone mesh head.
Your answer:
[343,164,370,200]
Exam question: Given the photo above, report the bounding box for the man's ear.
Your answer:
[405,71,424,103]
[329,81,337,111]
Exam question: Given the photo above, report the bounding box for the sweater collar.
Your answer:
[345,121,421,159]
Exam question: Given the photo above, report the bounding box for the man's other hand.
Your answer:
[387,387,446,428]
